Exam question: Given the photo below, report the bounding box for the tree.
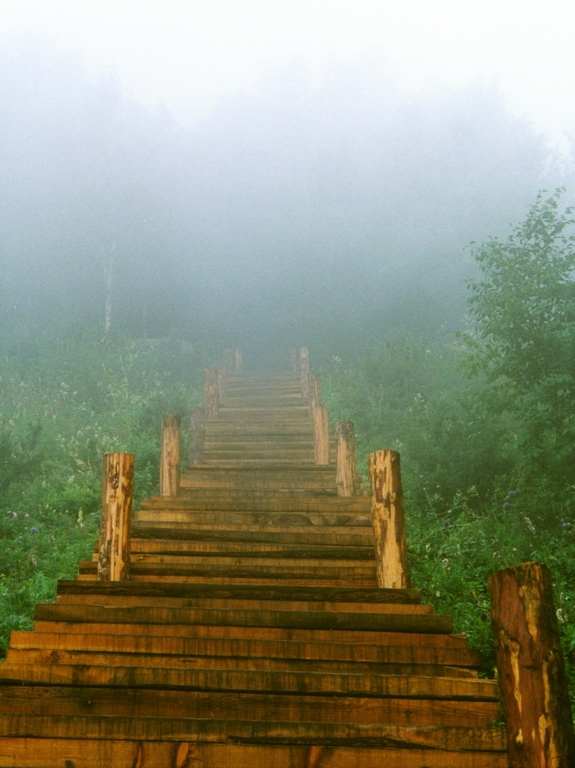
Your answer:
[461,189,575,484]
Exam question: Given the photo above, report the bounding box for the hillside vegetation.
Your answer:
[1,190,574,704]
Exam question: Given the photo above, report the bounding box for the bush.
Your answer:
[0,335,204,653]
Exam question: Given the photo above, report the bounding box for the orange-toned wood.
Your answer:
[313,403,330,465]
[336,420,357,497]
[97,452,134,582]
[0,685,499,725]
[204,368,219,418]
[490,561,575,767]
[160,415,180,497]
[188,406,205,465]
[0,739,510,768]
[300,347,310,396]
[369,450,410,589]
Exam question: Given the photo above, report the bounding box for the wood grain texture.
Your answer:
[160,415,180,497]
[97,452,134,582]
[336,420,357,497]
[490,561,575,767]
[369,450,410,589]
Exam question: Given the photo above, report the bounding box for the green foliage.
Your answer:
[321,338,511,503]
[460,188,575,485]
[320,189,575,706]
[0,336,203,653]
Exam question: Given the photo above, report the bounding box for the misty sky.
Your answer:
[1,1,574,362]
[2,0,575,148]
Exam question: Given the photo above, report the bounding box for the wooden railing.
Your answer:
[94,347,575,767]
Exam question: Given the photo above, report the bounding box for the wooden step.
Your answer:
[0,684,500,725]
[9,630,479,667]
[34,603,451,634]
[0,663,496,699]
[0,738,509,768]
[130,525,375,546]
[30,619,474,647]
[139,494,371,511]
[0,715,507,752]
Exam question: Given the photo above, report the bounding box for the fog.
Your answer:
[0,47,569,364]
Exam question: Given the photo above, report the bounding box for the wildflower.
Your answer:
[524,516,536,534]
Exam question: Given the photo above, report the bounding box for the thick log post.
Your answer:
[489,562,575,767]
[336,420,357,496]
[189,406,206,465]
[290,348,298,373]
[204,368,219,418]
[160,414,181,497]
[369,450,410,589]
[98,452,134,581]
[313,403,330,465]
[300,347,310,397]
[234,349,243,372]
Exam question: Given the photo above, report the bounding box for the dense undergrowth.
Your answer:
[1,190,574,710]
[321,340,575,694]
[0,336,203,651]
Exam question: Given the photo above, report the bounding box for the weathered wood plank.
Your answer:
[31,620,470,647]
[55,596,432,617]
[56,581,421,604]
[0,715,507,750]
[131,526,375,546]
[10,631,480,665]
[0,738,511,768]
[34,603,453,634]
[4,649,476,678]
[0,686,498,725]
[0,664,499,699]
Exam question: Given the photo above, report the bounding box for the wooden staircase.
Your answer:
[0,367,508,767]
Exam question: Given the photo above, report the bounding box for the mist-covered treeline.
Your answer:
[1,47,569,362]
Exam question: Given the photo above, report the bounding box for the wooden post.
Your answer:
[300,347,310,397]
[489,562,575,767]
[189,406,206,465]
[98,452,134,581]
[289,349,298,373]
[160,415,180,497]
[336,420,357,496]
[308,372,320,414]
[204,368,219,418]
[218,366,227,400]
[313,403,330,465]
[369,450,410,589]
[234,349,243,372]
